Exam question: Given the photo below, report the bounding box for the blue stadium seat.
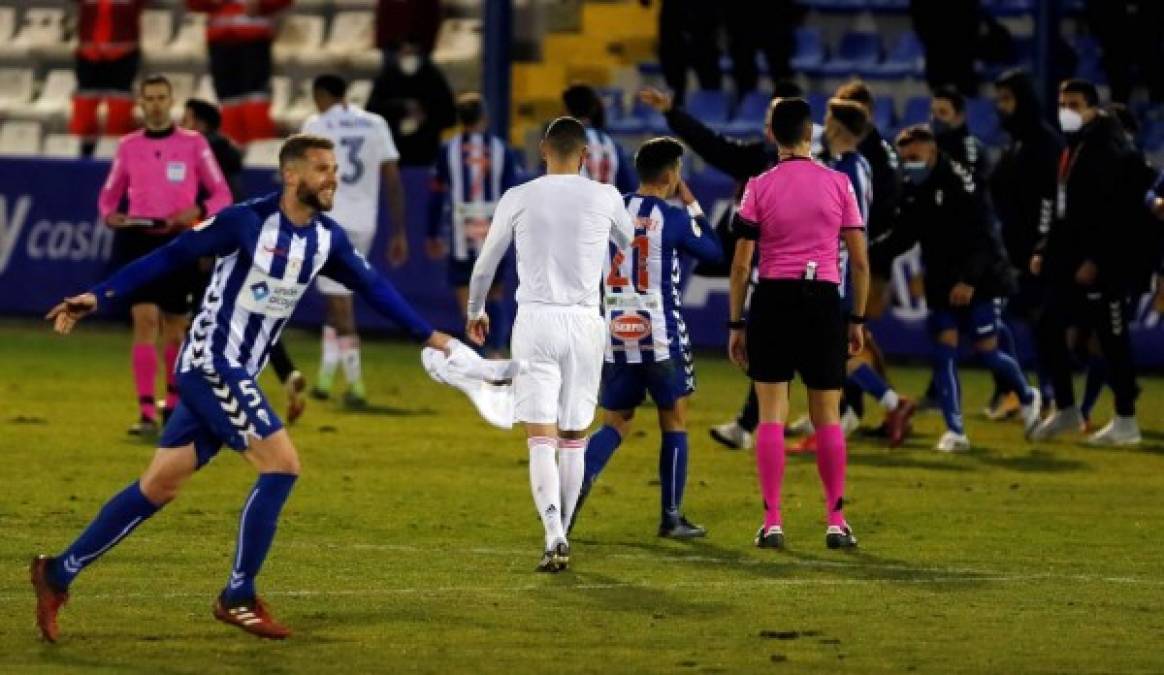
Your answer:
[867,0,910,11]
[725,90,771,137]
[902,96,931,127]
[966,97,1004,146]
[800,0,868,10]
[790,27,827,74]
[983,0,1033,16]
[873,97,896,132]
[865,31,924,79]
[818,32,883,77]
[686,90,731,129]
[597,87,625,122]
[807,92,829,125]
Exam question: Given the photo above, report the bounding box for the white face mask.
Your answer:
[398,54,421,76]
[1058,107,1084,133]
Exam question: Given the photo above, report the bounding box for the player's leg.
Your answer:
[752,381,789,548]
[582,363,643,491]
[570,408,634,536]
[268,340,308,425]
[931,325,969,451]
[844,346,915,447]
[1031,288,1085,439]
[1085,291,1141,446]
[331,294,366,406]
[971,308,1041,438]
[709,384,757,449]
[32,442,199,641]
[656,397,706,538]
[130,302,161,434]
[160,311,189,422]
[1080,337,1107,430]
[484,282,512,358]
[556,312,605,545]
[312,278,347,401]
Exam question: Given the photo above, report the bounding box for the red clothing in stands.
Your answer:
[185,0,292,44]
[76,0,146,61]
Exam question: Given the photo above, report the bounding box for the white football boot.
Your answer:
[1086,416,1141,447]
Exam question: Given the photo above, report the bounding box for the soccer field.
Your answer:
[1,319,1162,674]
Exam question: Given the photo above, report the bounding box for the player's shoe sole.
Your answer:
[536,540,570,573]
[826,525,858,550]
[754,525,785,549]
[30,555,68,643]
[213,595,291,640]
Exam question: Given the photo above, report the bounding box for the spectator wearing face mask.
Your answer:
[366,39,456,166]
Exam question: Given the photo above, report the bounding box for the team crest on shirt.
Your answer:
[611,314,652,341]
[166,161,187,183]
[250,281,270,301]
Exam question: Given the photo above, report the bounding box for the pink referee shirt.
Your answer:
[737,157,863,284]
[98,127,232,235]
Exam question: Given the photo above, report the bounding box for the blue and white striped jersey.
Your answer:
[603,194,723,364]
[429,132,523,262]
[91,193,433,378]
[822,150,872,304]
[580,128,637,194]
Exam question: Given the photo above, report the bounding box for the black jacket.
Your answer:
[989,76,1063,271]
[206,131,243,201]
[875,154,1016,307]
[1039,113,1145,290]
[366,61,456,166]
[936,124,989,187]
[858,128,900,247]
[663,105,778,275]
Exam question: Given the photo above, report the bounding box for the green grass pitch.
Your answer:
[1,318,1162,673]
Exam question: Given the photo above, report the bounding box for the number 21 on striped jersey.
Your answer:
[606,236,650,292]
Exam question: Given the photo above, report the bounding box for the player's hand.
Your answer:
[167,206,202,229]
[425,330,455,354]
[105,213,129,229]
[949,282,975,307]
[388,232,409,268]
[676,178,696,205]
[728,328,748,370]
[1075,260,1097,287]
[46,293,97,334]
[466,314,490,346]
[424,237,446,260]
[638,87,674,114]
[848,323,865,356]
[1029,254,1042,276]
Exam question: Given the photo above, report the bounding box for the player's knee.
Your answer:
[139,473,182,505]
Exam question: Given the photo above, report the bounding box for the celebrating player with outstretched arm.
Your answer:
[32,134,453,642]
[466,117,635,572]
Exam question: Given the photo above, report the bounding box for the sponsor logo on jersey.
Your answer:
[250,281,270,301]
[262,245,288,258]
[611,314,651,341]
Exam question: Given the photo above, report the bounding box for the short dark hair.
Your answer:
[772,79,804,99]
[279,133,335,168]
[932,85,966,113]
[139,74,172,94]
[1060,78,1100,107]
[768,97,812,147]
[827,98,869,137]
[457,92,486,127]
[895,124,936,148]
[185,98,221,131]
[634,136,684,184]
[543,116,588,157]
[313,74,347,99]
[835,80,873,109]
[562,84,601,120]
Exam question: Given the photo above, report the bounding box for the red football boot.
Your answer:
[213,595,292,640]
[884,397,917,448]
[30,555,69,643]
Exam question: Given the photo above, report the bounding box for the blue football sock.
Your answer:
[1081,356,1108,420]
[51,481,160,589]
[980,348,1033,404]
[933,344,965,435]
[996,320,1017,357]
[659,431,688,521]
[223,473,297,605]
[484,297,512,353]
[849,363,890,401]
[583,425,622,485]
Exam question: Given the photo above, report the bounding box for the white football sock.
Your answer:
[319,325,340,384]
[879,389,901,411]
[557,437,586,531]
[528,436,564,549]
[338,335,362,387]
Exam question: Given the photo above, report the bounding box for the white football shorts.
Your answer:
[511,305,606,431]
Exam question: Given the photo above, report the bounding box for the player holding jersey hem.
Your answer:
[33,134,452,642]
[303,75,410,408]
[568,137,723,539]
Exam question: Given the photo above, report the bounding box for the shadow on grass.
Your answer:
[847,451,976,473]
[968,448,1088,473]
[338,404,438,417]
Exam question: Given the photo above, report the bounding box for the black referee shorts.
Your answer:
[746,279,846,390]
[110,229,200,315]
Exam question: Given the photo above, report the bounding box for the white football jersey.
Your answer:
[302,103,400,233]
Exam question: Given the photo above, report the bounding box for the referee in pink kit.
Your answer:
[727,97,869,551]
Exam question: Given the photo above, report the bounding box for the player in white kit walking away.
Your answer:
[302,74,409,407]
[467,117,635,572]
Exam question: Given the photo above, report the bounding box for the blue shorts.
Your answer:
[448,253,513,288]
[927,300,1001,340]
[600,352,695,411]
[159,366,283,467]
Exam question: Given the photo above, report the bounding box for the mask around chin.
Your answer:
[930,118,953,136]
[902,160,932,185]
[398,54,422,76]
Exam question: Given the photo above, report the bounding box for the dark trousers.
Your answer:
[723,0,796,95]
[1036,283,1138,416]
[659,0,722,103]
